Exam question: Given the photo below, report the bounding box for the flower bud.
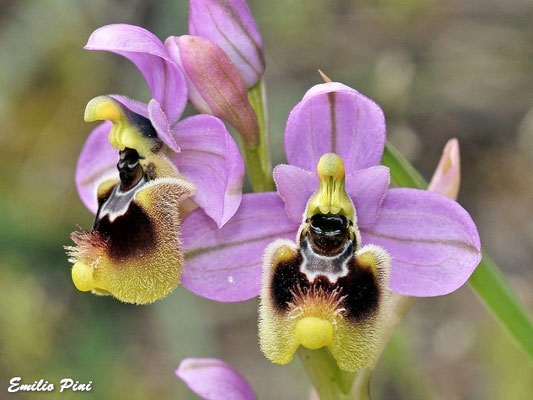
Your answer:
[67,97,195,304]
[166,35,260,147]
[259,154,391,371]
[428,138,461,200]
[188,0,265,88]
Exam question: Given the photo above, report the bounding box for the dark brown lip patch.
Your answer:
[270,237,380,323]
[95,201,157,262]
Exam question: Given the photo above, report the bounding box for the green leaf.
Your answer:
[469,252,533,358]
[381,141,533,360]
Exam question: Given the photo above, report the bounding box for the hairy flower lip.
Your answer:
[259,217,391,371]
[68,173,196,305]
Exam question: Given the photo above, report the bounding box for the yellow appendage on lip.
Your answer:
[295,317,334,350]
[71,261,96,292]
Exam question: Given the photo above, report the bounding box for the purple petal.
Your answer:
[346,166,390,227]
[176,358,256,400]
[170,114,244,227]
[181,193,299,302]
[361,188,481,297]
[75,122,118,213]
[147,99,180,152]
[274,165,390,227]
[85,24,187,124]
[188,0,265,87]
[273,164,315,224]
[285,82,386,173]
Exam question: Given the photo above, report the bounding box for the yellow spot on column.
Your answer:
[295,316,334,350]
[71,261,96,292]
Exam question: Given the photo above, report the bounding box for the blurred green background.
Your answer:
[1,0,532,399]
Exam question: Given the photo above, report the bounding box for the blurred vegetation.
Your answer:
[0,0,532,399]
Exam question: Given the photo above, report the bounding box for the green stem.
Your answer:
[382,141,533,360]
[245,78,274,192]
[350,368,371,400]
[298,347,356,400]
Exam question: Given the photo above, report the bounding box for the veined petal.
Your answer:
[285,82,386,172]
[75,121,118,213]
[273,165,315,224]
[176,358,256,400]
[181,193,299,302]
[85,24,187,124]
[170,114,244,227]
[189,0,265,87]
[346,166,390,227]
[361,188,481,297]
[274,165,390,227]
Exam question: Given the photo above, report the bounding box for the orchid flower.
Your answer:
[180,81,481,369]
[181,81,481,300]
[67,24,244,304]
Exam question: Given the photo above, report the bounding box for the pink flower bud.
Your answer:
[428,138,461,200]
[188,0,265,87]
[166,35,260,147]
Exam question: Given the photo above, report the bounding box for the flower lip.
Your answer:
[260,232,390,370]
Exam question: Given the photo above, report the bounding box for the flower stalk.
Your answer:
[298,347,355,400]
[245,78,274,191]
